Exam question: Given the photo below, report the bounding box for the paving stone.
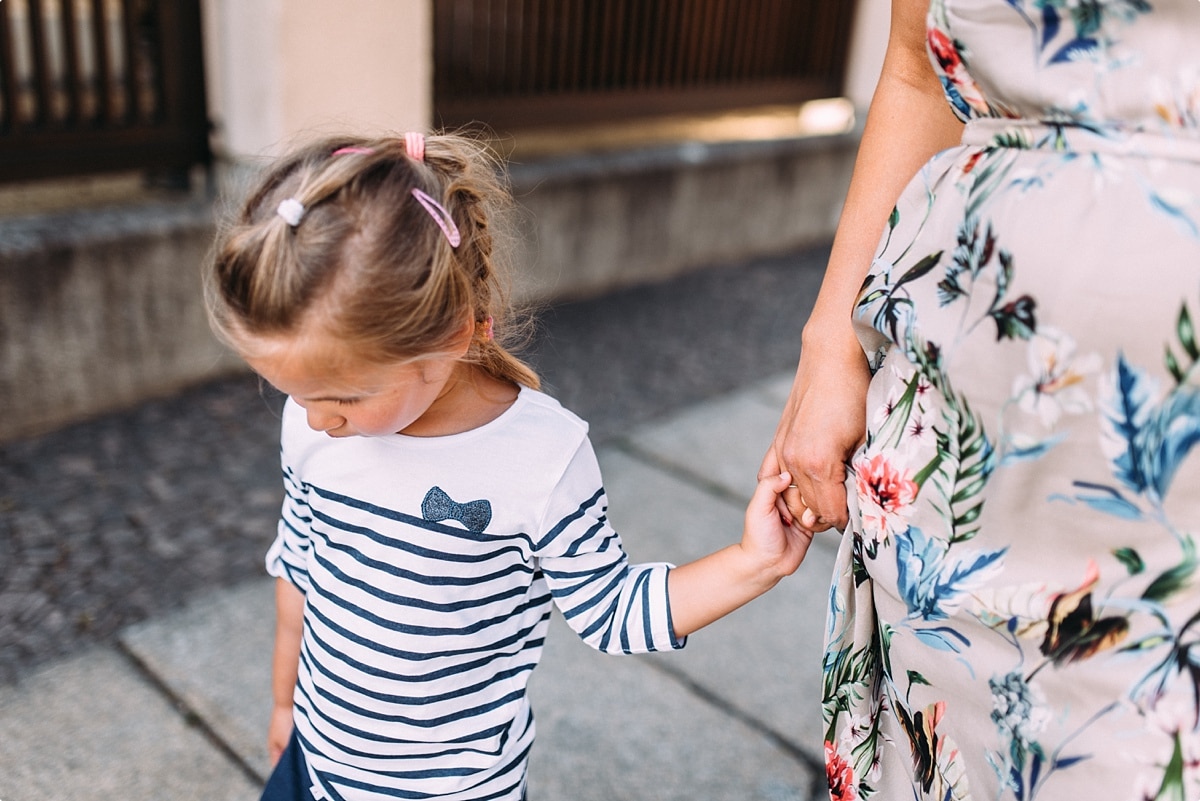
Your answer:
[0,647,259,801]
[528,614,818,801]
[622,376,789,503]
[120,578,276,781]
[597,447,839,766]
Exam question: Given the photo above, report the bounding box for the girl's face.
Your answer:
[243,328,470,438]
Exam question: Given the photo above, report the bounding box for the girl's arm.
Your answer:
[765,0,965,531]
[667,473,812,637]
[267,577,305,766]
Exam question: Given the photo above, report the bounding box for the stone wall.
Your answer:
[0,202,243,442]
[0,128,856,442]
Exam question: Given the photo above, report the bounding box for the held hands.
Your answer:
[667,471,815,638]
[763,328,871,533]
[740,471,815,584]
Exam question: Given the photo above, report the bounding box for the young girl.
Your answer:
[205,131,810,801]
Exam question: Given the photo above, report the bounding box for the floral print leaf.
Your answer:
[896,526,1006,622]
[907,669,932,689]
[1101,354,1155,494]
[1120,634,1172,656]
[914,626,971,652]
[990,295,1038,341]
[1040,4,1060,48]
[1112,547,1145,575]
[1069,480,1144,521]
[1069,0,1102,36]
[1178,303,1198,359]
[1041,592,1129,666]
[953,501,984,532]
[898,251,945,287]
[1166,303,1199,384]
[994,250,1013,299]
[1101,354,1200,502]
[1166,348,1186,385]
[1001,435,1065,465]
[951,477,988,505]
[1049,37,1098,64]
[928,389,995,544]
[1155,731,1188,801]
[1150,190,1200,237]
[938,272,968,306]
[1141,535,1197,604]
[1142,386,1200,499]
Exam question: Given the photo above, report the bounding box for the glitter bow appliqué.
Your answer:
[421,486,492,533]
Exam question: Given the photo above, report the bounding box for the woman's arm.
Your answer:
[766,0,965,531]
[267,577,305,766]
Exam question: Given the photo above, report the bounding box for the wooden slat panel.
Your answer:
[0,0,209,183]
[434,0,857,132]
[0,4,20,130]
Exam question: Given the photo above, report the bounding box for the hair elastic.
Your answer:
[276,198,305,227]
[404,131,426,162]
[481,316,495,341]
[411,188,461,248]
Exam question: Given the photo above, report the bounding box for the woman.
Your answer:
[765,0,1200,797]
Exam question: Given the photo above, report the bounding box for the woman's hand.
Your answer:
[764,323,870,532]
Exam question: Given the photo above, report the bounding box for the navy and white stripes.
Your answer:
[266,389,680,800]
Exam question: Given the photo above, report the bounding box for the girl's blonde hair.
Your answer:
[205,131,539,390]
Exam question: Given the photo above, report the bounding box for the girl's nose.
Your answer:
[305,405,344,433]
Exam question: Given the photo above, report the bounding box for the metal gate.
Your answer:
[0,0,209,185]
[434,0,857,131]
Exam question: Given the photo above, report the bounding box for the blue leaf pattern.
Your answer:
[896,526,1007,622]
[1101,354,1156,494]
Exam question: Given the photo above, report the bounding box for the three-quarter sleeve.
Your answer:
[264,454,313,593]
[534,440,684,654]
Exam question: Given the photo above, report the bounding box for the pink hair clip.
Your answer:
[404,131,425,163]
[411,188,461,248]
[332,146,374,156]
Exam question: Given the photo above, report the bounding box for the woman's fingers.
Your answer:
[804,478,849,531]
[778,439,850,531]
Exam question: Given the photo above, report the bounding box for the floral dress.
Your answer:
[822,1,1200,799]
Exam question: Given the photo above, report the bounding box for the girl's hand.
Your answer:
[764,327,870,532]
[741,471,814,581]
[667,471,814,637]
[267,703,294,766]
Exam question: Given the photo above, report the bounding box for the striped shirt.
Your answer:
[266,388,682,800]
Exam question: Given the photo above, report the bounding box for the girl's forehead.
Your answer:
[241,331,410,396]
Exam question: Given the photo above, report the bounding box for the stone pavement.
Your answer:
[0,370,841,801]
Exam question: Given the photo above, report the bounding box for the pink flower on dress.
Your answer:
[855,451,919,545]
[927,27,991,116]
[825,740,858,801]
[927,27,962,72]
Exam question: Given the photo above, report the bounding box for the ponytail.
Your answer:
[206,130,541,390]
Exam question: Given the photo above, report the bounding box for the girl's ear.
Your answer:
[448,314,476,358]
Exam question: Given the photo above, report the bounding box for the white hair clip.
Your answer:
[276,198,305,227]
